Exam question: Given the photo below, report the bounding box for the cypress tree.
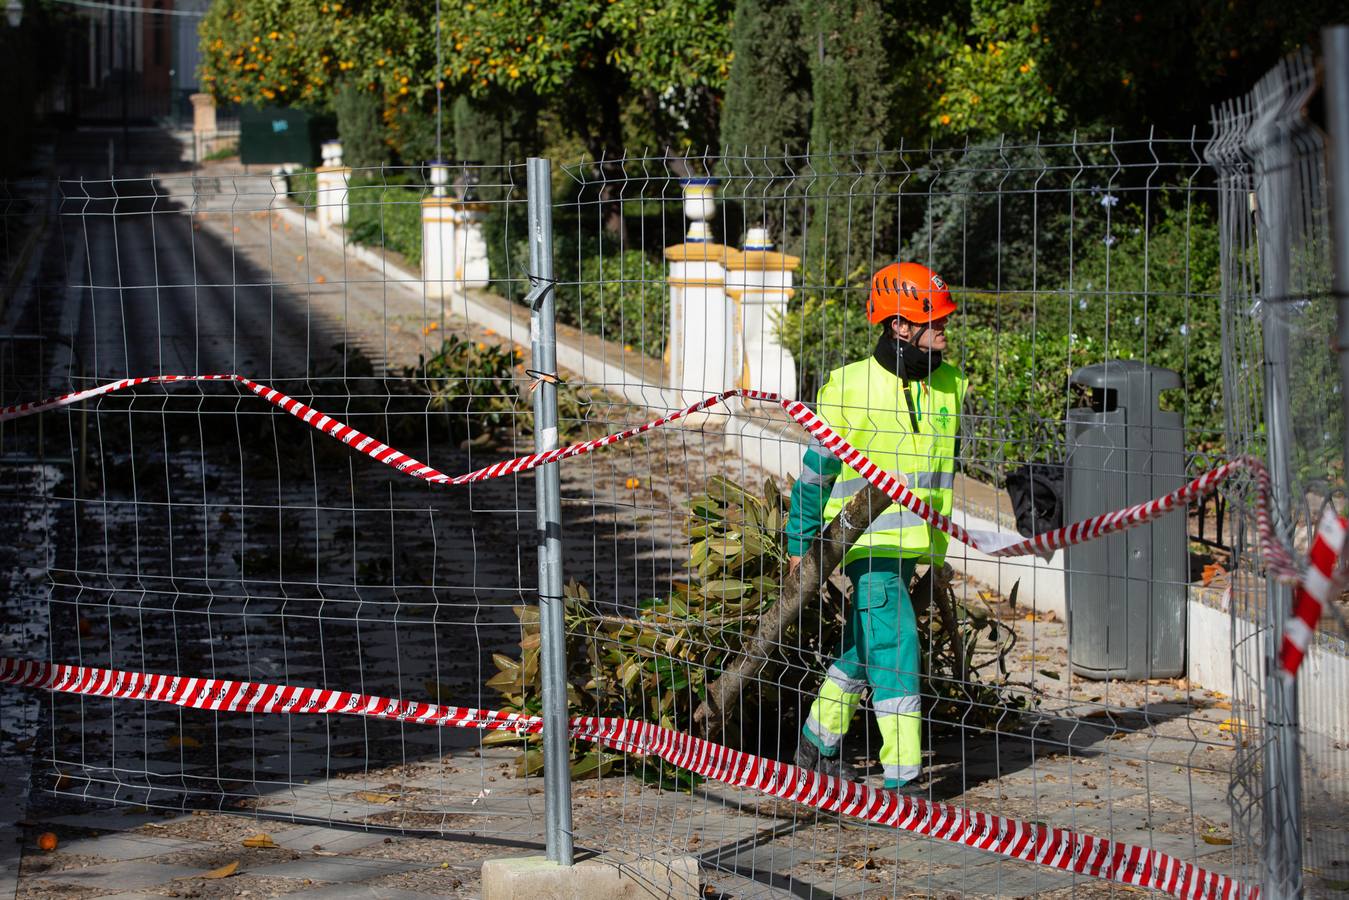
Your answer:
[719,0,812,164]
[801,0,900,286]
[803,0,897,156]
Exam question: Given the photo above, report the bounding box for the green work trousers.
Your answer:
[802,556,922,787]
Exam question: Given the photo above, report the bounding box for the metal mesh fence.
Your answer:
[1,48,1345,896]
[1210,47,1348,896]
[535,141,1247,896]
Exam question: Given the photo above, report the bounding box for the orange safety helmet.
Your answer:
[866,262,957,325]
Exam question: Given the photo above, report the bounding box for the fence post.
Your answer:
[526,156,574,866]
[1327,27,1349,538]
[1249,70,1302,897]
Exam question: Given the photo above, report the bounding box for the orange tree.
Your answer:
[200,0,732,170]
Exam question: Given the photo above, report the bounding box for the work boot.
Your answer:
[793,739,860,782]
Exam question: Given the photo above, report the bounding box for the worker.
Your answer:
[786,261,966,790]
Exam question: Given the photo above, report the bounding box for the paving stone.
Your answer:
[33,860,203,890]
[55,832,200,860]
[281,884,439,898]
[271,824,388,852]
[248,855,419,883]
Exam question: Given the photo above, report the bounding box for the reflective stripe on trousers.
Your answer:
[801,558,923,786]
[876,696,922,786]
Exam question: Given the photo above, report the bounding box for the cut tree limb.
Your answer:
[692,481,894,742]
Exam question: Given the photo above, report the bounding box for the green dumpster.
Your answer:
[239,106,334,167]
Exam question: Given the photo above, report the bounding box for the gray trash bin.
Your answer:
[1064,360,1187,680]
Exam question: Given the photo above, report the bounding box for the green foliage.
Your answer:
[345,177,424,267]
[780,195,1227,479]
[397,334,526,444]
[487,473,1026,782]
[719,0,811,160]
[1042,194,1225,443]
[898,142,1087,292]
[802,0,897,152]
[334,80,390,169]
[392,334,595,449]
[559,250,668,357]
[202,142,241,162]
[438,0,732,155]
[286,169,318,210]
[452,93,539,167]
[800,1,899,271]
[917,0,1061,136]
[487,475,798,784]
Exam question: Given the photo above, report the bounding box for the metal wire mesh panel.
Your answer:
[1,157,591,856]
[523,141,1253,897]
[3,46,1345,895]
[1211,48,1349,895]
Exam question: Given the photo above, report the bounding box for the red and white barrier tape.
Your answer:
[0,376,1303,580]
[1279,508,1347,678]
[0,656,1255,899]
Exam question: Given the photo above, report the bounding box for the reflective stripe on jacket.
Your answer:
[818,357,966,567]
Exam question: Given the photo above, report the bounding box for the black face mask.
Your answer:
[874,328,942,382]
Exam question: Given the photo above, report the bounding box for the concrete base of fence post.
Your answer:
[422,197,456,299]
[481,853,700,900]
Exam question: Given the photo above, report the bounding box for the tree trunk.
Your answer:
[692,481,893,742]
[909,563,965,688]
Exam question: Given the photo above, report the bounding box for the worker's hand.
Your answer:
[788,556,802,574]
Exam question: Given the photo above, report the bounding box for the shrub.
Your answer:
[334,82,391,170]
[558,250,668,358]
[345,177,425,268]
[778,194,1225,481]
[286,169,317,211]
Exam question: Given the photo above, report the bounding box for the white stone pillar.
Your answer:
[449,201,490,290]
[315,140,350,236]
[665,242,732,403]
[422,163,456,299]
[190,92,216,135]
[723,227,800,401]
[664,177,735,403]
[422,197,456,300]
[269,167,289,208]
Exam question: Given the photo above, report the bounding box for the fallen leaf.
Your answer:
[241,833,277,849]
[167,734,202,750]
[1212,700,1232,710]
[186,860,239,880]
[1039,669,1061,680]
[1201,834,1233,846]
[355,791,399,804]
[1218,717,1246,734]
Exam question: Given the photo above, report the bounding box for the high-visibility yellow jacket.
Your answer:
[813,356,966,567]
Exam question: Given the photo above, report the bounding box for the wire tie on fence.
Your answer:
[523,272,558,311]
[525,369,564,393]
